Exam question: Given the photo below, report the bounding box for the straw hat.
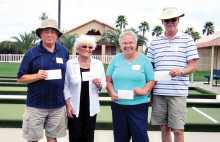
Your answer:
[36,19,63,38]
[159,7,185,20]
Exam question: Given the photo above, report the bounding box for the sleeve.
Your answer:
[17,51,32,79]
[66,48,69,60]
[106,56,115,77]
[144,56,155,81]
[146,42,155,63]
[98,61,107,91]
[186,36,200,61]
[64,61,71,100]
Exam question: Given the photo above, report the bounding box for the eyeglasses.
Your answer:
[81,46,93,49]
[164,18,177,23]
[122,42,135,46]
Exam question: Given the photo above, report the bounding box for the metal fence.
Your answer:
[0,54,114,64]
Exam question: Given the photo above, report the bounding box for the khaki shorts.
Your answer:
[22,106,67,141]
[150,95,187,130]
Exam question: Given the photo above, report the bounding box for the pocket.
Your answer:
[22,112,30,134]
[56,108,67,131]
[70,74,79,79]
[69,74,80,85]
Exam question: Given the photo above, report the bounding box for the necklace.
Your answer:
[121,53,137,65]
[79,57,90,68]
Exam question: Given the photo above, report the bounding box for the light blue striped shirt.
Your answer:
[147,31,199,96]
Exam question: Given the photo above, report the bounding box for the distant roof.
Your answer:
[66,19,115,33]
[196,31,220,48]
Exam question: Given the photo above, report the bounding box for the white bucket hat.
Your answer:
[159,7,185,20]
[36,19,63,38]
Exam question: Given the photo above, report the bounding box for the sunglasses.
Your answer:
[81,46,93,49]
[164,18,177,23]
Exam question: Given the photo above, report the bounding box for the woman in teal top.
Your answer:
[106,31,155,142]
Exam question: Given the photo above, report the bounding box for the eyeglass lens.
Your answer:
[164,18,177,23]
[82,46,93,49]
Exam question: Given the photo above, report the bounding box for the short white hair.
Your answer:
[73,34,97,51]
[119,31,138,45]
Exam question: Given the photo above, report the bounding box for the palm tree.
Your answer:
[184,27,201,41]
[152,25,163,37]
[191,31,201,41]
[39,12,48,21]
[184,27,195,35]
[126,28,138,33]
[125,28,148,47]
[10,32,39,53]
[139,21,150,37]
[60,33,78,54]
[116,15,128,31]
[98,29,122,52]
[98,28,148,53]
[202,21,215,36]
[137,34,148,47]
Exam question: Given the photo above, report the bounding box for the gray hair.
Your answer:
[119,31,138,45]
[73,34,97,51]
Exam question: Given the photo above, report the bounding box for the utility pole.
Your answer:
[58,0,61,43]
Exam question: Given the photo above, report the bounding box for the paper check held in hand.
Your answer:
[154,71,171,81]
[118,90,134,100]
[45,69,62,80]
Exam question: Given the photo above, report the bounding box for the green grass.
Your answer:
[0,63,109,77]
[0,63,20,77]
[0,86,27,91]
[190,71,220,84]
[1,104,220,132]
[0,63,219,84]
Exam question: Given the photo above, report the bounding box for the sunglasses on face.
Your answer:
[164,18,177,23]
[81,46,93,49]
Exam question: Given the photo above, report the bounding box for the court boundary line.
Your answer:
[192,107,219,123]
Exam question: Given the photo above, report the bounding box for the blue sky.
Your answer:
[0,0,219,42]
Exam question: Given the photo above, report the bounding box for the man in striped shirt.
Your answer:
[147,7,199,142]
[17,19,69,142]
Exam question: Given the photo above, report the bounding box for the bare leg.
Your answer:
[46,137,57,142]
[173,129,184,142]
[161,125,172,142]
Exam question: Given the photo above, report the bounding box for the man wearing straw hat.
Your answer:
[147,7,199,142]
[17,19,69,142]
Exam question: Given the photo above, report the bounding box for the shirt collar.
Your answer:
[162,30,183,40]
[73,56,95,64]
[39,41,60,53]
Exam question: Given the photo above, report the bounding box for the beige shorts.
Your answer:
[150,95,187,130]
[22,106,67,141]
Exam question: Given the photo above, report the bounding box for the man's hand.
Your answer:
[169,67,182,77]
[37,70,48,80]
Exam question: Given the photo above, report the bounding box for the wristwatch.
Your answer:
[180,69,184,76]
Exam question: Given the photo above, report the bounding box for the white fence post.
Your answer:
[0,54,211,67]
[0,54,114,64]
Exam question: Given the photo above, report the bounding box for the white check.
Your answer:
[45,69,62,80]
[82,72,93,81]
[118,90,134,100]
[154,71,171,81]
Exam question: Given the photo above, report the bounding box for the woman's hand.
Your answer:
[111,92,119,102]
[66,104,74,119]
[133,88,147,96]
[65,98,74,119]
[92,78,102,91]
